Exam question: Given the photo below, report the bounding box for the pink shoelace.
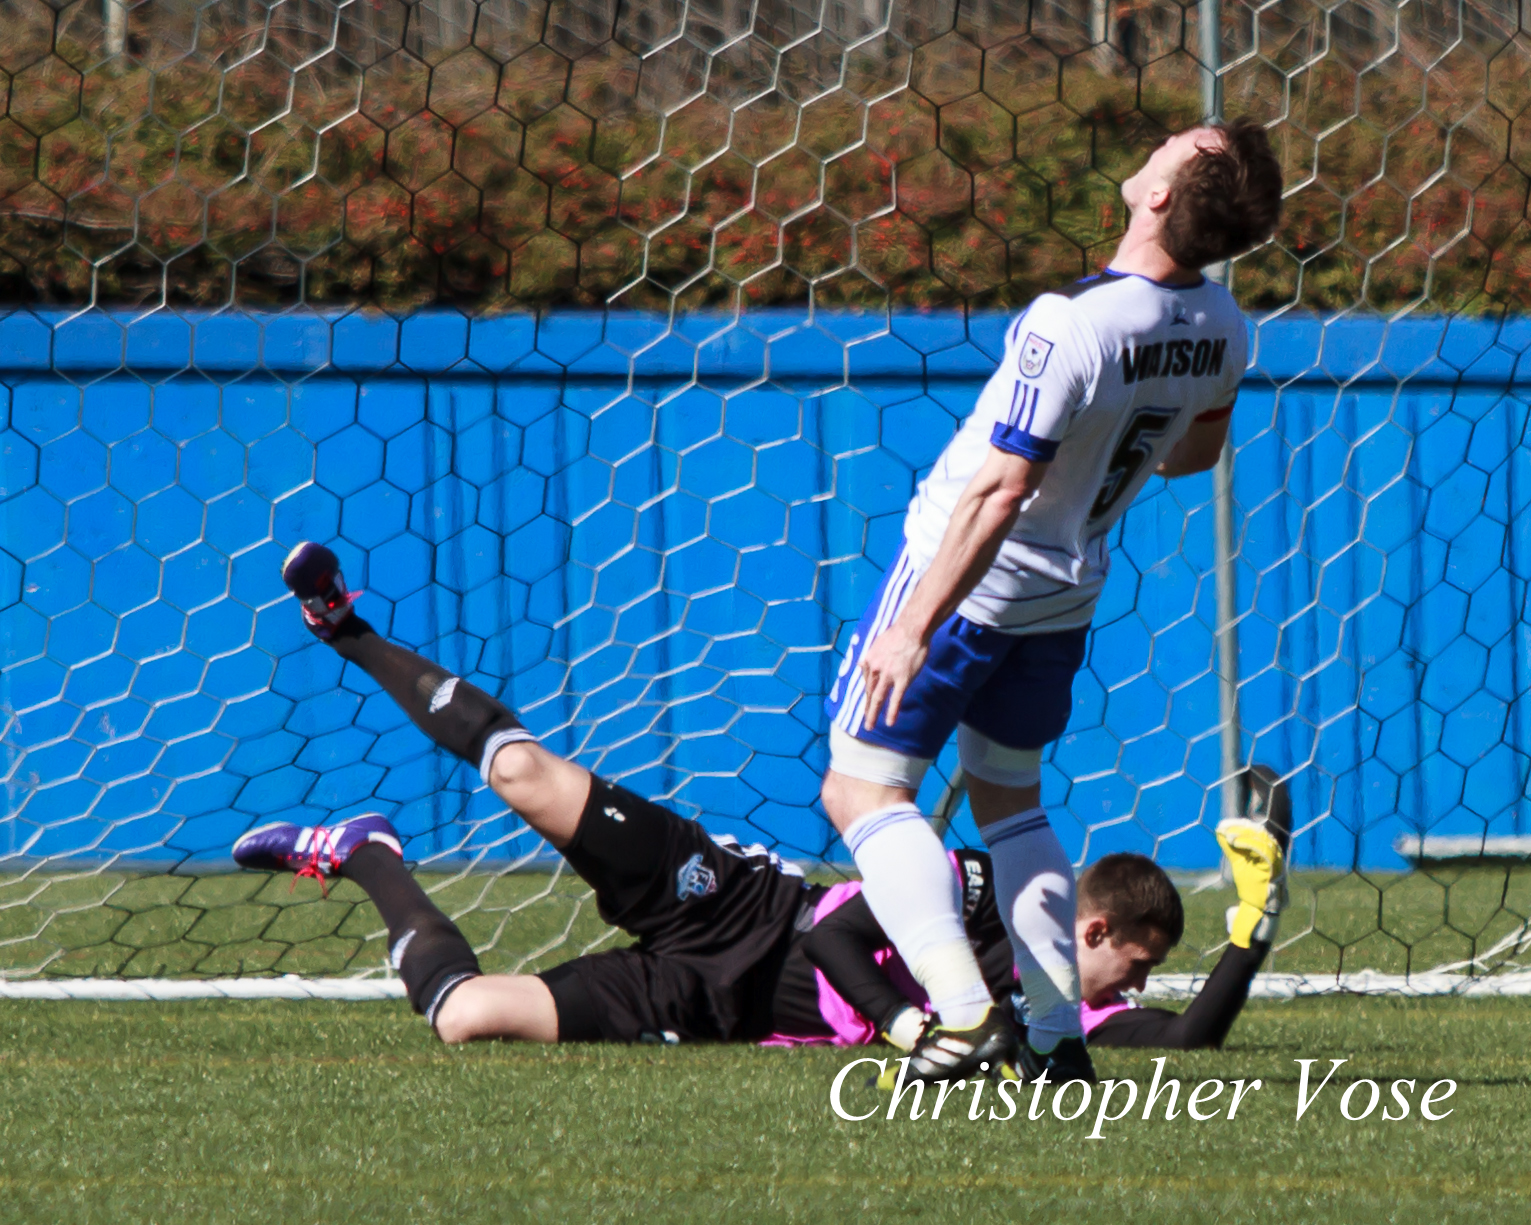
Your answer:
[291,826,340,897]
[301,589,365,632]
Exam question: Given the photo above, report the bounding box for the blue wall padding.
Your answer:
[2,309,1528,871]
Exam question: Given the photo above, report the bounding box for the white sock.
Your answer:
[980,807,1082,1052]
[843,804,993,1030]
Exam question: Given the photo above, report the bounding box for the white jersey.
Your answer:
[902,269,1247,632]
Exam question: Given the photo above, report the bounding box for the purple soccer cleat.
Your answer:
[233,814,402,893]
[282,541,358,640]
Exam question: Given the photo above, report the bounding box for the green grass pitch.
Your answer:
[0,997,1525,1223]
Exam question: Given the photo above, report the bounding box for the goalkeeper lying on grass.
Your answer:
[234,542,1288,1056]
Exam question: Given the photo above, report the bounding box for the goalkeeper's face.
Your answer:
[1074,912,1174,1007]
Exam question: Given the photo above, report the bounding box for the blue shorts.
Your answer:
[824,547,1089,760]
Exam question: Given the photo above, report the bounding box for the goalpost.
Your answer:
[1,0,1528,1000]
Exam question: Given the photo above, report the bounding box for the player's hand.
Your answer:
[1216,817,1287,948]
[860,623,928,730]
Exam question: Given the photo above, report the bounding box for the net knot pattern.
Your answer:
[0,0,1528,988]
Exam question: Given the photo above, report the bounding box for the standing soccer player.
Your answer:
[821,119,1283,1083]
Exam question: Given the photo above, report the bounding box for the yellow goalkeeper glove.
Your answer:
[1216,816,1287,948]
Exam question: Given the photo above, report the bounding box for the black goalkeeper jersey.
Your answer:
[545,788,1264,1050]
[758,848,1267,1051]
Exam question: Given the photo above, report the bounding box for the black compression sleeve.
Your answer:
[801,892,918,1034]
[327,616,525,772]
[1087,941,1269,1050]
[342,844,480,1026]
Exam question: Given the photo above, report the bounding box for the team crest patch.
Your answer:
[676,852,718,901]
[1019,333,1053,377]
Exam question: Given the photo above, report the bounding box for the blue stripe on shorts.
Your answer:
[824,545,1089,760]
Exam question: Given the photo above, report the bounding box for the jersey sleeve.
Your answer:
[954,849,1017,1002]
[801,891,922,1034]
[989,296,1102,463]
[1086,940,1268,1050]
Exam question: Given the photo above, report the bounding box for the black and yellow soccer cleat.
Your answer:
[875,1006,1020,1090]
[1017,1035,1097,1085]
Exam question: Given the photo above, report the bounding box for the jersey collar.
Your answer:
[1097,267,1207,290]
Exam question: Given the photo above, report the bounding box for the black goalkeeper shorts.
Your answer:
[539,949,732,1044]
[535,776,809,1042]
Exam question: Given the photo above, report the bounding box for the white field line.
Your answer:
[0,975,408,1000]
[1138,969,1531,999]
[1,970,1530,1001]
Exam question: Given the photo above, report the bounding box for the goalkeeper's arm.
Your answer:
[1089,814,1286,1051]
[801,891,930,1049]
[802,853,1017,1051]
[1086,939,1269,1050]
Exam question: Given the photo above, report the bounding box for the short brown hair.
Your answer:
[1161,117,1283,269]
[1077,852,1184,946]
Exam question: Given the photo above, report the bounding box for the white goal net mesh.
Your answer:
[1,0,1528,992]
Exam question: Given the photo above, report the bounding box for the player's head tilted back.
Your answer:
[1073,852,1185,1006]
[1120,118,1283,272]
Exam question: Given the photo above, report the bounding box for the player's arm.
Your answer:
[860,304,1098,728]
[1091,813,1286,1050]
[1086,940,1268,1049]
[861,447,1046,727]
[1156,403,1232,477]
[1160,322,1245,479]
[801,892,927,1048]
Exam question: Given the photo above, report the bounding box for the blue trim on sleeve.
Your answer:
[990,422,1060,462]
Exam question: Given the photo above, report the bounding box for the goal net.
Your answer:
[1,0,1528,996]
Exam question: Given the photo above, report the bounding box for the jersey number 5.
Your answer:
[1090,407,1178,521]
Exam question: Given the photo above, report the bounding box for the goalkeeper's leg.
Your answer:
[229,808,725,1045]
[276,542,773,1041]
[232,803,717,1044]
[285,541,775,940]
[282,541,591,846]
[233,811,552,1038]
